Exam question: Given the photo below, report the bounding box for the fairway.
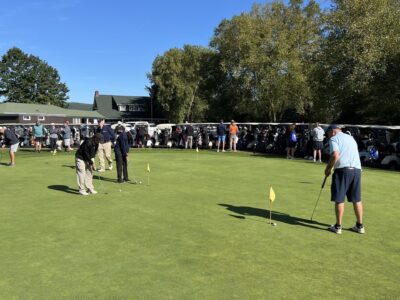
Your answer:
[1,149,399,299]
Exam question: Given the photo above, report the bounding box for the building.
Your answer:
[0,102,104,125]
[93,91,167,123]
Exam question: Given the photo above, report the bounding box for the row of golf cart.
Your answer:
[1,121,399,170]
[111,121,400,170]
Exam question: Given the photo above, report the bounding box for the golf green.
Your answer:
[0,149,399,299]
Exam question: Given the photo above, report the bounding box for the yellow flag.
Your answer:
[269,187,276,202]
[147,163,150,173]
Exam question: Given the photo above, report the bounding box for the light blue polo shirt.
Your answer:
[33,125,43,137]
[329,132,361,169]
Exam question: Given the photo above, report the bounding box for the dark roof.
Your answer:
[0,102,104,119]
[67,102,93,111]
[113,96,149,105]
[94,95,151,120]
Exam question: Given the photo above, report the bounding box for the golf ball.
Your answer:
[139,181,142,184]
[272,223,277,226]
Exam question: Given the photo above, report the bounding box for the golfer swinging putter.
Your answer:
[325,125,364,234]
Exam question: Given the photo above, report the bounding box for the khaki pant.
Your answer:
[98,141,112,170]
[76,158,94,192]
[185,136,193,149]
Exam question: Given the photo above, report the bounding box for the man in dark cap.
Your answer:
[325,125,364,234]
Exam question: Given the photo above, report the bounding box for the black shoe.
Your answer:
[117,179,124,183]
[124,178,130,182]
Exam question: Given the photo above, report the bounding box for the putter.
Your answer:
[310,175,328,221]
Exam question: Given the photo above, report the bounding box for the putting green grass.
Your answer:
[0,148,399,299]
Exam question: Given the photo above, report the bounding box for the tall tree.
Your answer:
[0,47,69,107]
[314,0,400,124]
[148,45,215,123]
[211,0,323,122]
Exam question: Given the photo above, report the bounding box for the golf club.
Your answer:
[310,175,328,221]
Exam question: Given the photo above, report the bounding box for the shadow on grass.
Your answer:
[93,175,119,183]
[219,203,329,231]
[62,164,75,169]
[48,185,80,195]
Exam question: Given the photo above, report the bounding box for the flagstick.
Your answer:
[269,200,272,224]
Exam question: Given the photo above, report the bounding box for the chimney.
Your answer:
[94,90,100,98]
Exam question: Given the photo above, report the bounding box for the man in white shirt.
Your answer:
[311,122,325,163]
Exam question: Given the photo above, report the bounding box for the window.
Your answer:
[38,116,45,121]
[119,105,126,112]
[73,118,81,124]
[23,115,31,121]
[129,105,145,112]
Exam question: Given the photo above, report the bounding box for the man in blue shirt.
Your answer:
[325,125,364,234]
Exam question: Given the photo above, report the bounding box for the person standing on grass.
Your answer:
[216,120,226,152]
[325,125,364,235]
[49,123,59,155]
[33,122,44,153]
[0,126,19,166]
[96,119,115,172]
[75,133,101,196]
[115,125,130,183]
[311,122,325,163]
[185,121,194,149]
[286,123,297,159]
[229,120,239,152]
[62,121,72,151]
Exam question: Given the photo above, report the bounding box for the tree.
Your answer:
[210,0,323,122]
[148,45,215,123]
[314,0,400,124]
[0,47,69,107]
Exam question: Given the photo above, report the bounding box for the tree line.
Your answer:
[148,0,400,125]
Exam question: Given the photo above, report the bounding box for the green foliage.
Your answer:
[0,47,69,107]
[314,0,400,124]
[148,45,215,123]
[149,0,400,124]
[211,1,323,122]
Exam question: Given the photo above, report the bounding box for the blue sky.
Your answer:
[0,0,331,104]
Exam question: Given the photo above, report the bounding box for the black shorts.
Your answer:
[313,141,324,150]
[331,168,361,203]
[35,137,43,142]
[287,141,297,148]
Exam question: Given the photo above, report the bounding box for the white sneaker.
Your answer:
[89,189,98,194]
[351,224,365,234]
[79,190,89,196]
[328,225,342,234]
[108,165,113,170]
[97,169,105,172]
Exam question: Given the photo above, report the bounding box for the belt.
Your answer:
[336,167,356,170]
